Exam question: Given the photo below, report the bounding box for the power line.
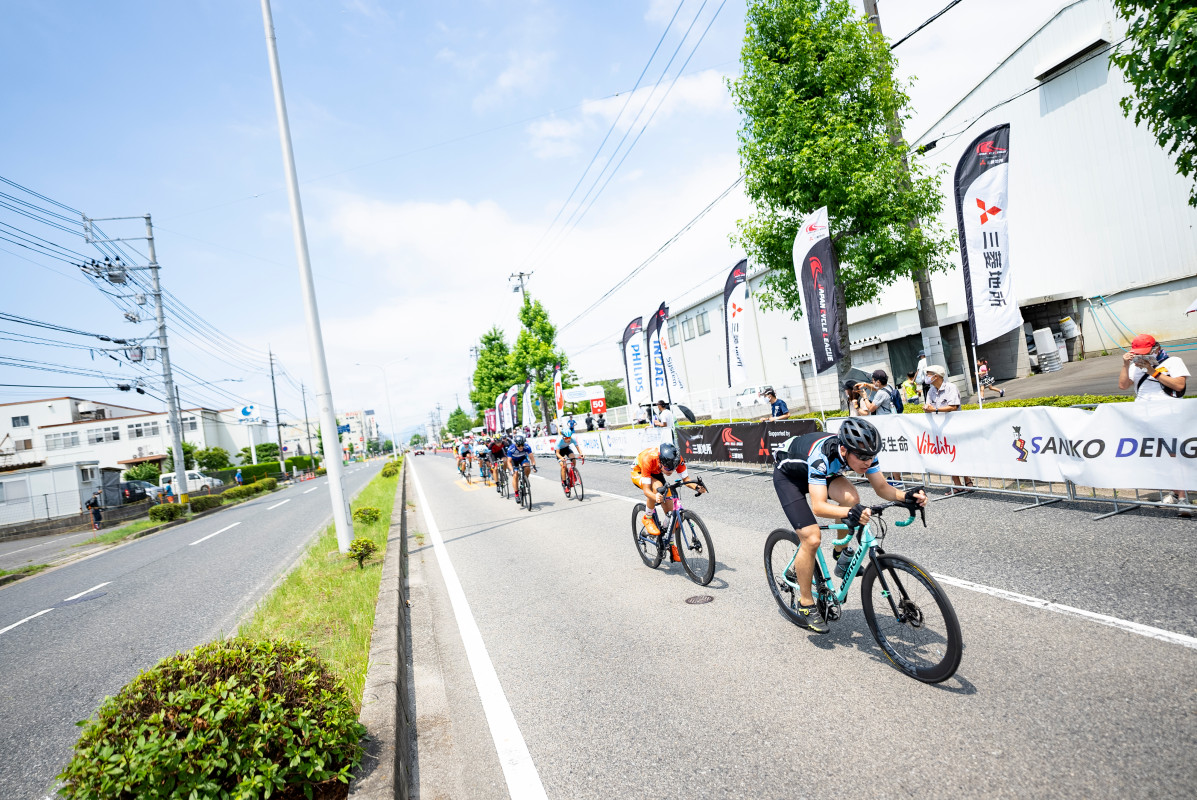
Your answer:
[888,0,966,50]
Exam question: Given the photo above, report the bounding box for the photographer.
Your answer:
[1118,333,1190,515]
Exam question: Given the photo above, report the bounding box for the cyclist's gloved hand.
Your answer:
[845,503,868,529]
[902,486,927,509]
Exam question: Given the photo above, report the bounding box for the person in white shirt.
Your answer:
[653,400,676,428]
[1119,333,1190,515]
[924,364,974,495]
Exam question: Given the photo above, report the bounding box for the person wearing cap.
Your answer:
[1118,333,1190,514]
[765,389,790,419]
[924,364,975,495]
[652,400,676,428]
[861,369,897,415]
[85,490,103,531]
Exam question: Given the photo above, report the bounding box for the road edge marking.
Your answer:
[410,460,548,800]
[0,608,53,636]
[267,499,291,510]
[189,522,242,547]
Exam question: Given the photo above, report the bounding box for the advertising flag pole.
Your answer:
[972,342,985,410]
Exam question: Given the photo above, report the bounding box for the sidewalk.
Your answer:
[968,352,1135,403]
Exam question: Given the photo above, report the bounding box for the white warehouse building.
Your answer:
[643,0,1196,417]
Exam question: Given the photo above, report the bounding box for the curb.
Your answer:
[349,459,412,800]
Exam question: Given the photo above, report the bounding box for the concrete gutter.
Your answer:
[349,460,413,800]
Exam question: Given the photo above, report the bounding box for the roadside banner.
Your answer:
[495,392,506,431]
[647,302,671,404]
[826,402,1197,490]
[622,317,651,410]
[793,207,843,374]
[522,379,534,428]
[507,384,521,431]
[484,408,497,433]
[723,260,751,387]
[529,431,604,456]
[553,364,565,419]
[599,426,674,458]
[954,123,1022,346]
[658,306,687,402]
[678,419,818,465]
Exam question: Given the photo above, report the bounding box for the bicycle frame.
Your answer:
[780,515,916,606]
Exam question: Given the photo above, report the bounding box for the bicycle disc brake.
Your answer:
[899,599,924,628]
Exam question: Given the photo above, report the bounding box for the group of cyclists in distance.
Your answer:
[451,415,927,636]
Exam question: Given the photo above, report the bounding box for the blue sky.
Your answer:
[2,0,1056,439]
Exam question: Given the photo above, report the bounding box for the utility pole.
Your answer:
[509,271,532,303]
[261,0,354,550]
[268,348,284,466]
[301,382,315,462]
[862,0,947,373]
[175,386,186,445]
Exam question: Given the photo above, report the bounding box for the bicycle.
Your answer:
[631,478,714,586]
[460,456,472,485]
[560,454,584,501]
[762,497,963,684]
[478,455,491,484]
[512,464,536,511]
[494,461,508,498]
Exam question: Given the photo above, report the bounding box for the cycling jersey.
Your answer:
[556,434,576,453]
[457,444,471,457]
[506,443,533,464]
[488,442,505,458]
[630,446,689,489]
[773,433,879,490]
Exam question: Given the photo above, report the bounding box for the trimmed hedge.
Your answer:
[221,486,255,502]
[57,638,365,799]
[284,455,318,471]
[352,506,381,524]
[257,477,278,491]
[348,537,378,569]
[315,467,327,476]
[210,462,283,486]
[189,496,223,513]
[149,503,187,523]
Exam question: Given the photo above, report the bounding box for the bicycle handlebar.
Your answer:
[660,476,707,498]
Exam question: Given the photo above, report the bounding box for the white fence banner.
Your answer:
[529,431,605,456]
[828,403,1197,490]
[598,426,674,458]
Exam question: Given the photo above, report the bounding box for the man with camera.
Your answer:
[1119,333,1190,515]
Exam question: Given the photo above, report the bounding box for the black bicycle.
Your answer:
[513,464,536,511]
[494,461,509,498]
[631,478,714,585]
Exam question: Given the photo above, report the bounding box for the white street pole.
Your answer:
[260,0,354,551]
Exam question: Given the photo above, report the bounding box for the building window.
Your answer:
[185,416,198,432]
[668,323,679,347]
[128,421,160,439]
[15,439,32,451]
[87,426,121,445]
[11,415,29,428]
[696,311,711,335]
[80,467,97,482]
[45,431,81,451]
[682,318,696,340]
[0,479,31,505]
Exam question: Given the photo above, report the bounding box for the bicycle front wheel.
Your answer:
[522,476,532,510]
[570,468,584,501]
[676,510,715,586]
[631,503,662,569]
[861,554,963,684]
[763,529,807,627]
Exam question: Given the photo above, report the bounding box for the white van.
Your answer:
[733,385,774,409]
[159,470,224,492]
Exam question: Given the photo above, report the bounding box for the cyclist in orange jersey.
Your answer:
[631,442,706,535]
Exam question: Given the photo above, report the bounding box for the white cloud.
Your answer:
[580,69,731,131]
[473,50,554,112]
[526,116,585,159]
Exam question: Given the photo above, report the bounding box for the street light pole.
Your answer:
[260,0,353,551]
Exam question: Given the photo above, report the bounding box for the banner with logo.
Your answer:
[507,385,521,431]
[954,124,1022,346]
[722,260,751,388]
[793,207,843,374]
[495,392,506,431]
[678,419,818,464]
[599,426,674,458]
[529,431,604,456]
[622,317,651,410]
[826,402,1197,490]
[553,364,565,420]
[647,302,671,404]
[484,408,497,433]
[654,305,686,402]
[522,379,534,428]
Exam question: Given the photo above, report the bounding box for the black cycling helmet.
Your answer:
[836,417,882,458]
[659,442,681,471]
[514,433,526,446]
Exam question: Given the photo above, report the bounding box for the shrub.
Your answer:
[381,465,397,478]
[352,506,381,524]
[57,638,365,800]
[315,467,327,476]
[148,503,187,523]
[122,461,161,483]
[284,455,317,471]
[221,486,253,502]
[347,537,378,569]
[210,462,282,487]
[189,496,223,513]
[260,477,278,491]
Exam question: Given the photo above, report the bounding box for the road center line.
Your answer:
[0,608,53,637]
[189,522,241,546]
[267,499,291,510]
[63,582,111,602]
[410,461,548,800]
[303,487,318,494]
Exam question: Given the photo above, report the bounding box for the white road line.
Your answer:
[410,461,548,800]
[2,531,93,557]
[0,608,53,636]
[63,582,111,602]
[189,522,241,546]
[932,573,1197,650]
[267,499,291,510]
[303,487,318,494]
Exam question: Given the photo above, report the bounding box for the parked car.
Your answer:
[119,481,147,504]
[131,479,166,502]
[732,385,774,408]
[414,449,425,456]
[158,470,224,492]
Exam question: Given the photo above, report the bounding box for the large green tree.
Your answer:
[469,326,521,426]
[163,442,197,471]
[445,406,473,437]
[730,0,953,380]
[194,446,231,471]
[509,296,570,425]
[1110,1,1197,206]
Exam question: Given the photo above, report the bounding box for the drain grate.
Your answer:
[685,595,714,605]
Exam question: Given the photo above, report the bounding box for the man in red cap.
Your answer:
[1118,333,1190,515]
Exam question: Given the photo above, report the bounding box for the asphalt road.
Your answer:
[410,452,1197,799]
[0,462,383,800]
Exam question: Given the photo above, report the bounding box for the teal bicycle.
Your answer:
[763,497,963,683]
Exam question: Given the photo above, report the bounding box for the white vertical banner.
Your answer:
[495,392,507,431]
[647,302,671,404]
[659,309,687,403]
[723,260,751,387]
[507,385,520,430]
[622,317,652,409]
[553,364,564,419]
[522,379,534,428]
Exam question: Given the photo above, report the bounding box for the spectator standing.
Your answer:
[85,490,102,531]
[235,468,243,486]
[597,413,607,429]
[861,370,896,416]
[843,379,866,416]
[653,400,676,428]
[901,372,919,403]
[585,411,595,431]
[1118,333,1190,515]
[924,365,974,494]
[765,389,790,419]
[914,350,929,402]
[548,418,559,435]
[164,482,175,504]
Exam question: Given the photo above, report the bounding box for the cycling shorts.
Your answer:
[510,455,531,468]
[557,445,575,457]
[773,467,817,530]
[630,466,665,492]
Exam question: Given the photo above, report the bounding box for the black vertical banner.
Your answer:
[792,207,843,374]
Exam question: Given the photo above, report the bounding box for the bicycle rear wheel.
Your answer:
[631,503,662,569]
[861,554,963,684]
[763,529,807,627]
[570,468,584,501]
[522,475,532,510]
[676,510,715,585]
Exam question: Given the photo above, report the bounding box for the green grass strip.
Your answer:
[239,461,402,709]
[0,563,50,580]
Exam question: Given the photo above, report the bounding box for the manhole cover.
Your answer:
[685,595,714,605]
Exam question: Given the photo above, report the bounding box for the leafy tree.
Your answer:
[123,461,161,483]
[1110,1,1197,206]
[470,326,521,426]
[509,296,570,425]
[445,406,473,437]
[163,442,198,471]
[409,433,427,447]
[730,0,953,382]
[237,442,280,464]
[194,446,231,471]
